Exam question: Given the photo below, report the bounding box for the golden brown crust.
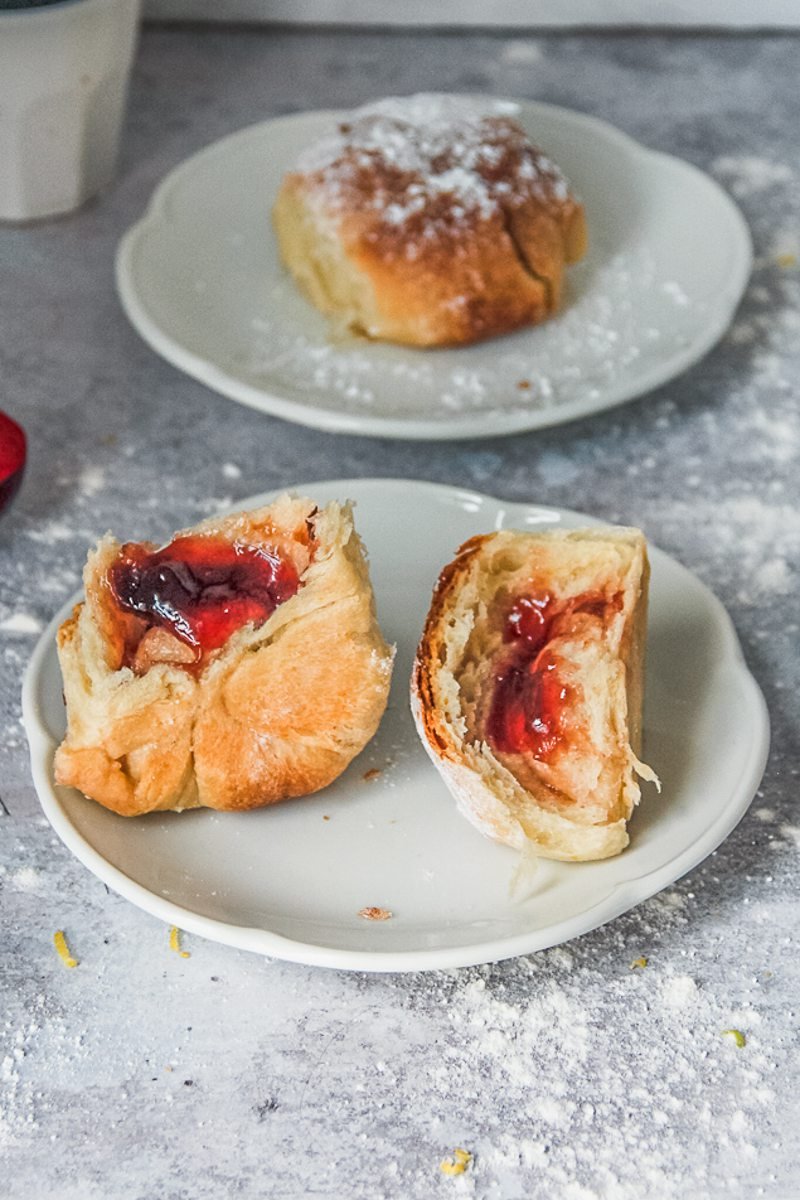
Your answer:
[55,497,394,817]
[273,95,587,347]
[411,528,657,862]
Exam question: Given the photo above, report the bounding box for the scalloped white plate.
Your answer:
[115,99,751,440]
[22,480,769,971]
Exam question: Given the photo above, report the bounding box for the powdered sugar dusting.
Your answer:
[0,613,42,635]
[712,155,794,198]
[411,928,786,1199]
[293,93,571,236]
[8,867,41,892]
[247,244,703,422]
[662,973,699,1008]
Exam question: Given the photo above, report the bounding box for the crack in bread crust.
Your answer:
[274,96,586,347]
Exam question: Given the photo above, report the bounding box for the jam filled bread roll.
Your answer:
[55,497,394,816]
[412,529,659,862]
[273,94,587,347]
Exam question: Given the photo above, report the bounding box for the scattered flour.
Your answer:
[78,467,105,499]
[26,522,84,545]
[416,951,780,1199]
[712,155,794,197]
[0,614,42,635]
[662,974,699,1009]
[248,245,702,423]
[500,40,544,65]
[7,868,41,892]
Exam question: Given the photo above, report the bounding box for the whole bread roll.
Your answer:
[411,528,658,862]
[55,496,394,816]
[273,94,587,347]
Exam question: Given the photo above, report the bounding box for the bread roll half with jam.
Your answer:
[412,528,659,862]
[273,94,587,348]
[55,496,394,816]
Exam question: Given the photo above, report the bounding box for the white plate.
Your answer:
[22,480,769,972]
[115,99,752,441]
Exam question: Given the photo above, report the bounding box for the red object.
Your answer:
[487,590,620,760]
[488,647,570,760]
[109,534,300,661]
[0,410,27,515]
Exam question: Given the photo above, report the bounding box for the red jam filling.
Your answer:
[486,591,620,761]
[108,534,300,665]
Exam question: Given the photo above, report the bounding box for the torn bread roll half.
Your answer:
[273,93,587,347]
[411,528,659,862]
[55,496,394,816]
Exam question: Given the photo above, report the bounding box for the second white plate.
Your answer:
[116,99,751,440]
[23,480,769,971]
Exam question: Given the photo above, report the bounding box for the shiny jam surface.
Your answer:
[486,591,618,760]
[108,534,300,664]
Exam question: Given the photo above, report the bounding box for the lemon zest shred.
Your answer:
[169,926,190,958]
[630,956,649,970]
[440,1148,472,1176]
[722,1028,746,1048]
[53,930,78,968]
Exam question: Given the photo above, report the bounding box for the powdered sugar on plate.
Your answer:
[246,243,703,423]
[120,96,751,436]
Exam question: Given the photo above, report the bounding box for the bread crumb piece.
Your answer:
[776,252,797,268]
[363,768,382,782]
[440,1148,472,1176]
[358,907,392,921]
[630,956,649,970]
[53,930,78,968]
[169,926,191,958]
[722,1028,747,1048]
[517,379,532,390]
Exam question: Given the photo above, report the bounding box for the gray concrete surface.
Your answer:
[1,27,798,1200]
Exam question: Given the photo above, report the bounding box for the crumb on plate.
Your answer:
[363,768,382,782]
[358,906,393,921]
[630,956,649,970]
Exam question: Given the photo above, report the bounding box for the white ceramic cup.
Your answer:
[0,0,142,221]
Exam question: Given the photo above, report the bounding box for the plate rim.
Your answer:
[115,98,753,441]
[21,479,770,971]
